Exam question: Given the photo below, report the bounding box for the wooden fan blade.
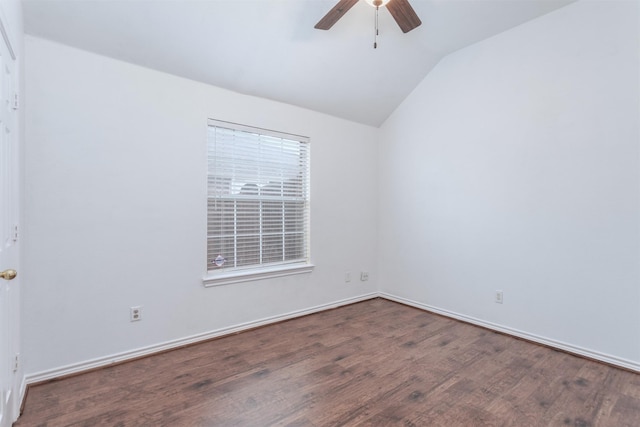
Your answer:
[314,0,359,30]
[386,0,422,33]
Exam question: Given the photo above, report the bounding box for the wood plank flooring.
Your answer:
[16,298,640,426]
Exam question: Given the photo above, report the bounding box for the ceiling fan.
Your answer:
[315,0,422,34]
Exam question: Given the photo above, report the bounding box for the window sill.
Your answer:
[202,263,315,287]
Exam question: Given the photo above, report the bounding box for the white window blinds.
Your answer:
[207,120,310,275]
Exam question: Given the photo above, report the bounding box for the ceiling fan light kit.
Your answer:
[315,0,421,49]
[364,0,391,7]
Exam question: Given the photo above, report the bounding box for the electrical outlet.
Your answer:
[495,291,503,304]
[130,306,143,321]
[360,271,369,281]
[345,272,351,283]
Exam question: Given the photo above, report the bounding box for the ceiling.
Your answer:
[22,0,576,127]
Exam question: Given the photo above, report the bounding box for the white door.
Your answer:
[0,19,18,427]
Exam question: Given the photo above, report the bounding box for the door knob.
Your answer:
[0,269,17,280]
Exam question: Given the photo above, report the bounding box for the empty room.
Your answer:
[0,0,638,425]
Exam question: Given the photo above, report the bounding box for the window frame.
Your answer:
[203,119,313,287]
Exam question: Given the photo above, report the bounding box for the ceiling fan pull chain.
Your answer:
[374,5,379,49]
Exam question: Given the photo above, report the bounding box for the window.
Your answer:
[205,120,311,286]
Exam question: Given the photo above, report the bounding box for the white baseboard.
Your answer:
[25,293,378,385]
[24,290,638,386]
[379,292,640,373]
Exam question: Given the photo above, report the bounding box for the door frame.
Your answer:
[0,7,20,427]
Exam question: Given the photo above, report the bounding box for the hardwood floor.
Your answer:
[16,298,640,426]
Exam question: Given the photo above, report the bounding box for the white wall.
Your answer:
[379,0,640,368]
[23,37,379,376]
[22,0,640,378]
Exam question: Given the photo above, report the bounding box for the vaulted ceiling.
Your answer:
[22,0,576,126]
